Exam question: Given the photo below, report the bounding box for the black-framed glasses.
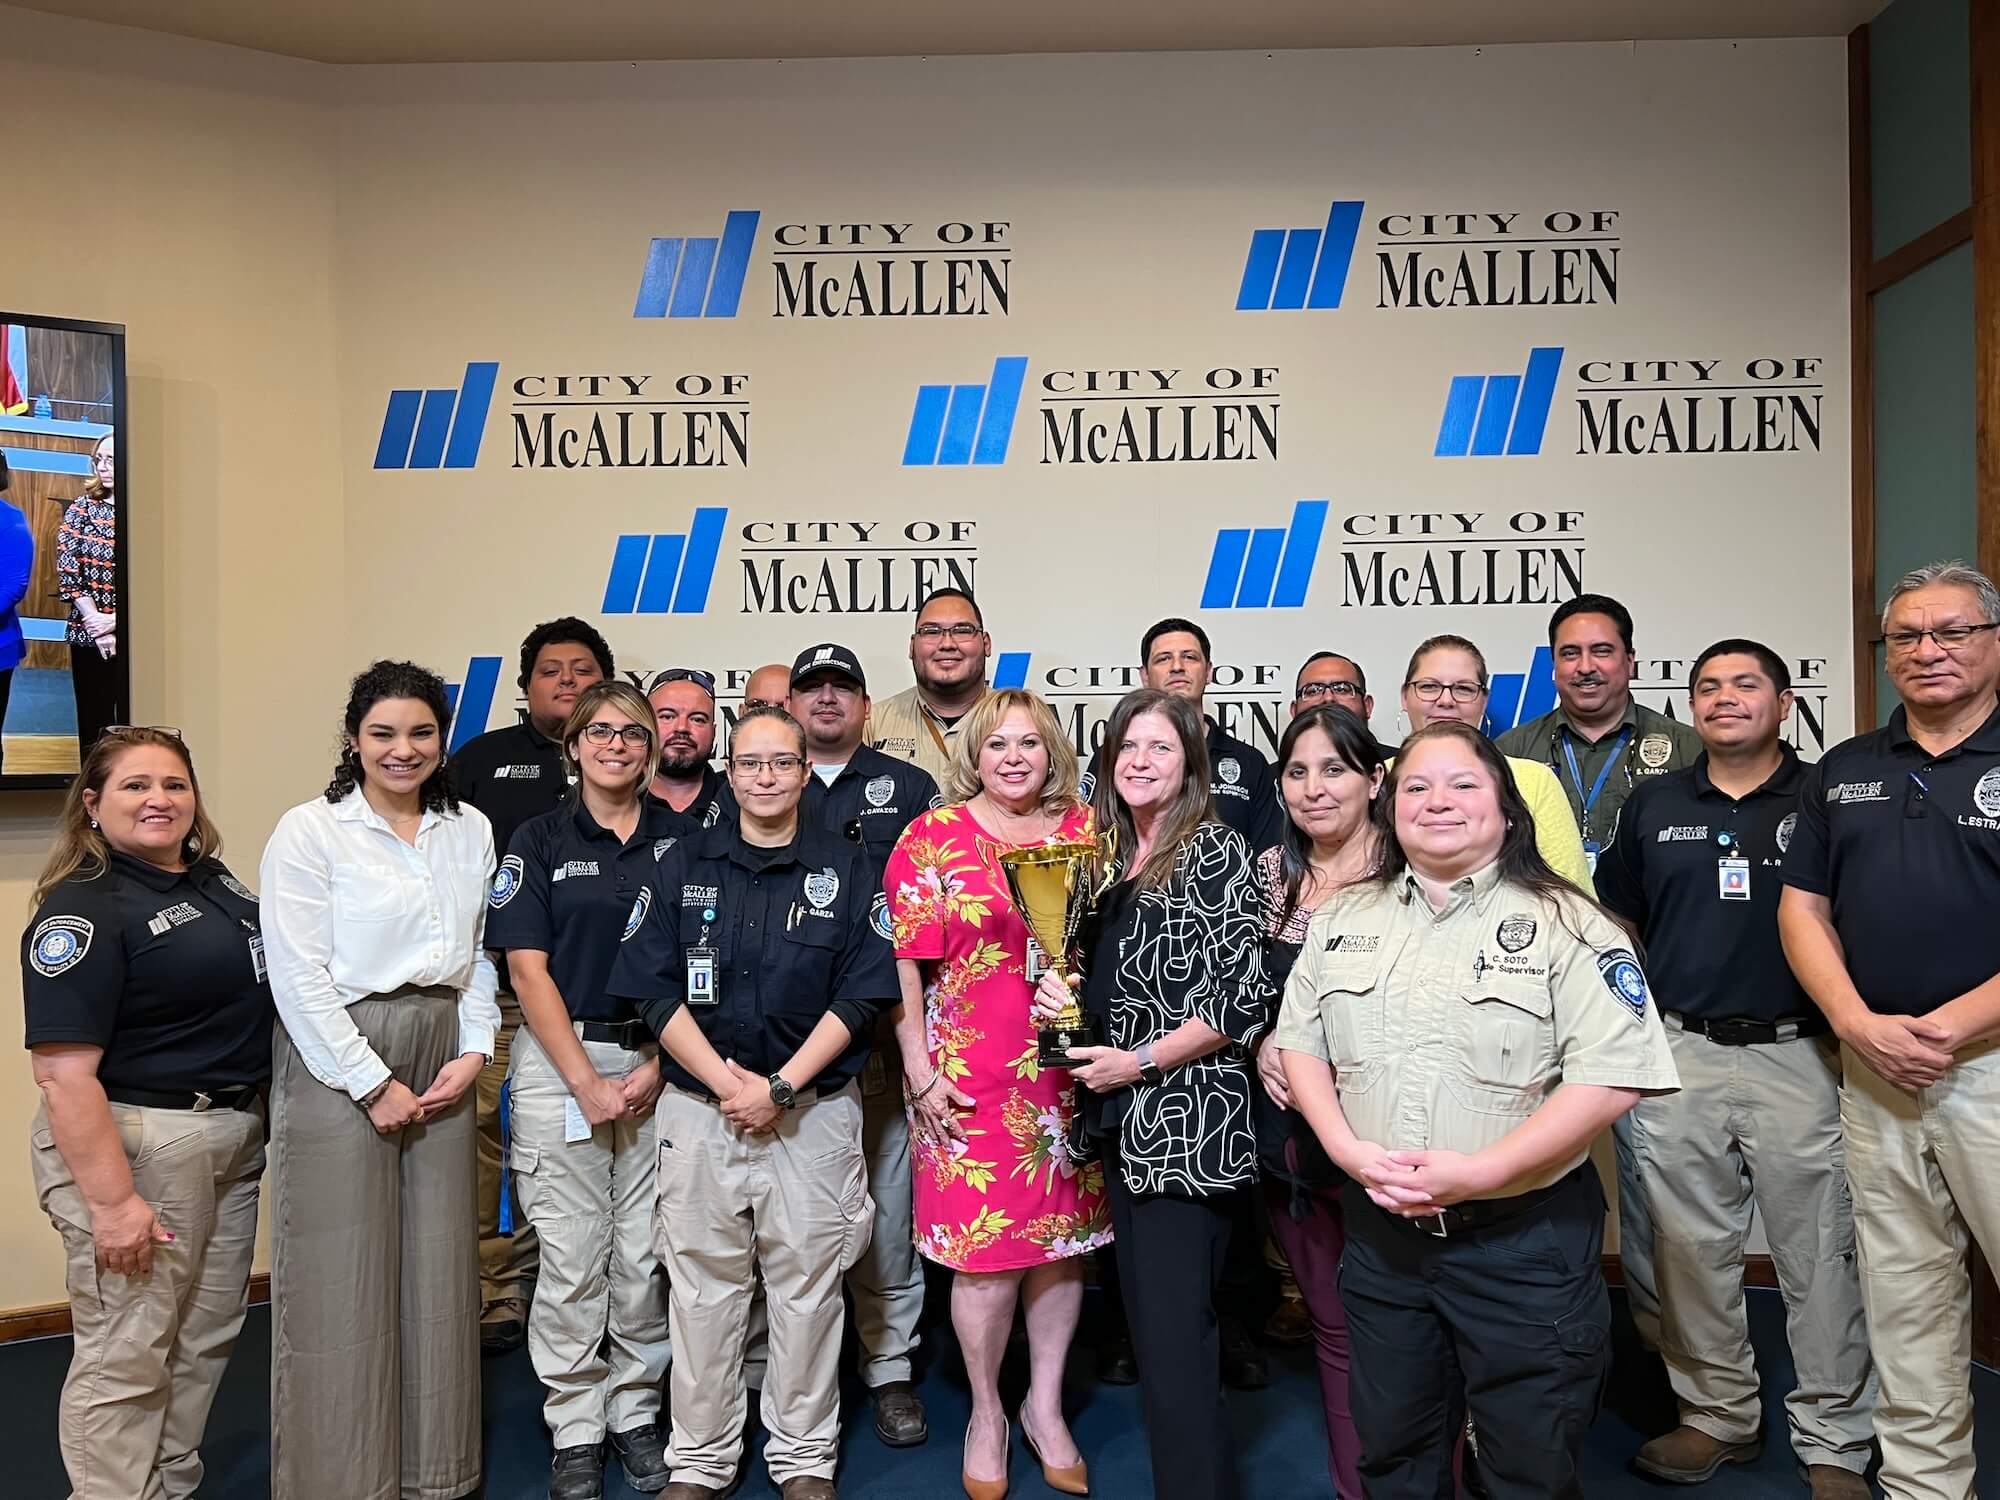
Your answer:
[647,667,716,694]
[1884,623,2000,655]
[1408,679,1485,704]
[730,753,805,776]
[1295,681,1363,702]
[913,622,983,641]
[582,722,652,747]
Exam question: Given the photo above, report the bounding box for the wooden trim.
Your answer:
[1851,24,1878,729]
[1602,1254,1777,1290]
[0,1272,270,1345]
[1867,208,1974,293]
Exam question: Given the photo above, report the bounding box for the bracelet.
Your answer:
[358,1079,391,1109]
[906,1071,941,1103]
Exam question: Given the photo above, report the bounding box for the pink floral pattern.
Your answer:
[886,803,1112,1271]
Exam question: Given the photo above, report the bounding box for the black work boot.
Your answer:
[549,1443,605,1500]
[610,1422,671,1493]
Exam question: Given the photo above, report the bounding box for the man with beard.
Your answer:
[1496,592,1699,1357]
[867,588,991,784]
[457,617,616,1353]
[647,668,729,831]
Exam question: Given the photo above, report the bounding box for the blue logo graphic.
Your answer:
[635,211,760,318]
[373,361,499,470]
[1483,647,1557,736]
[1200,500,1329,609]
[902,357,1028,466]
[445,656,504,752]
[991,652,1032,690]
[1236,202,1364,311]
[603,507,729,615]
[1434,347,1564,457]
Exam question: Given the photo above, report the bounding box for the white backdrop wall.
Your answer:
[332,42,1852,756]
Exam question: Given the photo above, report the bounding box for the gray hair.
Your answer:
[1882,560,2000,633]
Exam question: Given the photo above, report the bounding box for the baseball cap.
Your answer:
[790,644,866,691]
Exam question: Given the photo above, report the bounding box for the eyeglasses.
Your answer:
[913,623,983,642]
[730,753,805,776]
[1295,681,1363,702]
[647,667,716,694]
[582,722,651,747]
[1408,680,1486,704]
[1883,623,2000,655]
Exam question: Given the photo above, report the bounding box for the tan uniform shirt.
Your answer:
[1273,863,1678,1198]
[866,683,970,786]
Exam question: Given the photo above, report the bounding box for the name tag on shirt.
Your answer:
[1718,858,1751,901]
[248,933,268,983]
[563,1095,592,1143]
[687,949,718,1006]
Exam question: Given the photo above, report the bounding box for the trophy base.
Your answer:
[1038,1017,1103,1070]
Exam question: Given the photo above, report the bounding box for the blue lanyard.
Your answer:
[1561,728,1631,832]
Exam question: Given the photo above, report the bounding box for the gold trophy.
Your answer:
[998,834,1116,1068]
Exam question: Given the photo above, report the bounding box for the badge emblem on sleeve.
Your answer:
[870,891,893,940]
[30,916,93,978]
[653,837,678,861]
[804,868,840,910]
[1496,915,1537,953]
[488,855,523,909]
[1078,771,1097,800]
[1596,948,1651,1019]
[1975,768,2000,818]
[621,886,652,941]
[220,874,259,903]
[1638,734,1672,770]
[1775,813,1797,854]
[865,775,895,808]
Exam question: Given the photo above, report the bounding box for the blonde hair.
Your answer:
[560,681,662,799]
[33,730,222,907]
[944,689,1080,816]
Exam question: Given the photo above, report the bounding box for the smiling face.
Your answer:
[351,696,442,802]
[525,641,605,739]
[1884,583,2000,716]
[1112,709,1187,815]
[727,715,808,824]
[1279,725,1381,848]
[84,744,195,865]
[1553,611,1636,724]
[975,705,1051,810]
[910,594,990,694]
[570,701,650,798]
[1392,735,1506,881]
[1402,645,1490,731]
[1690,652,1791,756]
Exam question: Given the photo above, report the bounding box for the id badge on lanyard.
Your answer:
[687,916,718,1005]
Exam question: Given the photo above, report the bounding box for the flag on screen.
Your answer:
[0,326,25,417]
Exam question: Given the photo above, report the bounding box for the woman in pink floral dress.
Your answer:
[886,688,1108,1498]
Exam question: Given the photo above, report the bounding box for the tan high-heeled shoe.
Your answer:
[963,1416,1010,1500]
[1019,1408,1090,1496]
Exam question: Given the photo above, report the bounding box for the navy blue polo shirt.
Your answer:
[455,719,573,858]
[1206,717,1283,855]
[1594,747,1811,1023]
[1782,699,2000,1017]
[22,853,273,1091]
[486,796,690,1024]
[648,763,730,835]
[803,743,939,885]
[607,820,896,1097]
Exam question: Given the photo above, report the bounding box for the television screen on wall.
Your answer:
[0,312,128,788]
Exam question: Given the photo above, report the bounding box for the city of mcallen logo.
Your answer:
[636,209,1010,320]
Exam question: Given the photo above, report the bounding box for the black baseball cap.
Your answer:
[790,644,866,691]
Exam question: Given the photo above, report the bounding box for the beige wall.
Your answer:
[0,6,346,1311]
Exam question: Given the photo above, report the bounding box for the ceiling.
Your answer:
[11,0,1890,65]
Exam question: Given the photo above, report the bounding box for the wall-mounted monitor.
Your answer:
[0,312,128,788]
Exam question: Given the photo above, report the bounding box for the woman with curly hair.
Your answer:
[258,660,500,1500]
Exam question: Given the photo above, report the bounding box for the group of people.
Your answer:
[21,562,2000,1500]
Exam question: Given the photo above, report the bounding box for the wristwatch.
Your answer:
[767,1074,800,1110]
[1136,1042,1163,1087]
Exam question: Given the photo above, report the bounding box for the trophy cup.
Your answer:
[997,836,1113,1068]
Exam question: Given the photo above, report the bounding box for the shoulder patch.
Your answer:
[621,885,652,941]
[653,837,678,862]
[30,915,94,978]
[220,874,258,904]
[488,854,524,909]
[870,890,893,940]
[1774,812,1797,854]
[1596,948,1651,1020]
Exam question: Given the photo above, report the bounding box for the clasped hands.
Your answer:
[1030,971,1141,1092]
[1344,1141,1499,1218]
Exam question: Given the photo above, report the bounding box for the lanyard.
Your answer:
[1560,728,1631,835]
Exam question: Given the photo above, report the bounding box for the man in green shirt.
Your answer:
[1495,592,1700,1359]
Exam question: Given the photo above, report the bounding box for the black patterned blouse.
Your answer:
[56,494,116,647]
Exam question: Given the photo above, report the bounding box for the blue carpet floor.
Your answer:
[6,1285,1994,1497]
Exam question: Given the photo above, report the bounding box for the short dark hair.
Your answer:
[1141,617,1211,665]
[729,703,808,758]
[518,617,615,690]
[916,587,983,628]
[1689,638,1791,695]
[1295,651,1367,697]
[1548,594,1635,654]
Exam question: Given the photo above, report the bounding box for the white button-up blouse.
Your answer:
[259,788,501,1099]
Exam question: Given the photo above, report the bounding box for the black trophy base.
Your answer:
[1038,1017,1103,1070]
